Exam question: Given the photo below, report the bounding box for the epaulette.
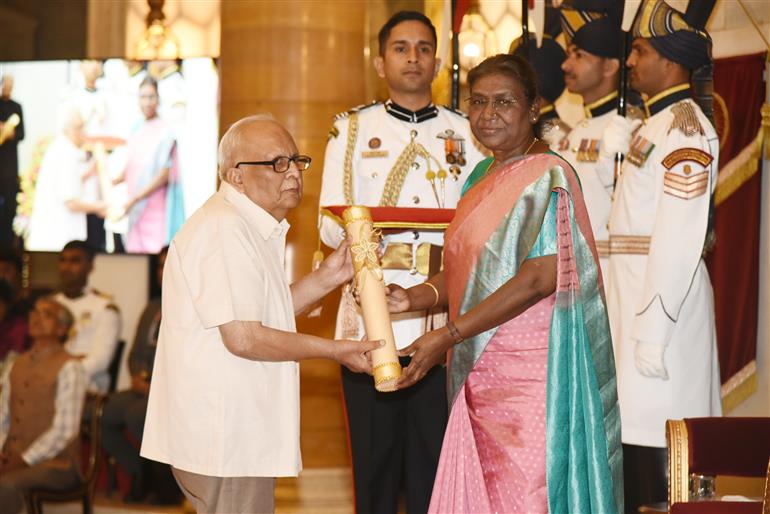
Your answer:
[439,105,469,119]
[92,289,114,301]
[627,104,646,122]
[106,303,121,313]
[333,101,380,121]
[668,101,704,137]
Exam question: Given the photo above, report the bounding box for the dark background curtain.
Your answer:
[706,52,766,402]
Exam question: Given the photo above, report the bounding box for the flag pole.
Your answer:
[451,0,460,110]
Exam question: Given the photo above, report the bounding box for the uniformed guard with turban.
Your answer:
[605,1,721,512]
[509,6,569,146]
[557,0,628,280]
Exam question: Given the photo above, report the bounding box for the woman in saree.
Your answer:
[116,76,184,254]
[386,54,623,513]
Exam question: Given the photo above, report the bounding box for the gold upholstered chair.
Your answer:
[666,417,770,514]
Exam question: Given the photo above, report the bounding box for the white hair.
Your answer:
[217,113,276,182]
[58,105,84,134]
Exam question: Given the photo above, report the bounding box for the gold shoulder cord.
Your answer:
[379,130,444,207]
[343,112,359,205]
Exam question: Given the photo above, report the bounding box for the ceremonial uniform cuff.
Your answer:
[632,298,675,346]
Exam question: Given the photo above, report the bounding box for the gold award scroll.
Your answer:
[343,206,401,392]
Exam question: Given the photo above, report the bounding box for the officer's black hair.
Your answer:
[62,240,97,262]
[378,11,437,56]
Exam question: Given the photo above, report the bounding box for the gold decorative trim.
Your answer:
[762,459,770,514]
[644,83,690,116]
[714,128,763,206]
[663,171,709,199]
[669,102,704,137]
[662,148,714,169]
[608,235,651,255]
[584,91,618,119]
[667,419,690,505]
[319,208,451,231]
[721,359,758,413]
[381,242,435,275]
[595,240,610,258]
[343,112,359,205]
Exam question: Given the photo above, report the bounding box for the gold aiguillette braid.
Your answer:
[379,136,434,207]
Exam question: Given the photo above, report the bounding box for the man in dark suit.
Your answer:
[0,74,24,252]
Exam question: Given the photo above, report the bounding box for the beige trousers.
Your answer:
[172,467,275,514]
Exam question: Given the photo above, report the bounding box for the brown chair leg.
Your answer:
[83,495,92,514]
[24,493,38,514]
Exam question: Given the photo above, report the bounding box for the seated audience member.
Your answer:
[0,279,27,361]
[102,246,179,504]
[55,240,121,393]
[0,250,31,317]
[0,297,87,514]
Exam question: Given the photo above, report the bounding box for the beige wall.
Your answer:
[219,0,371,468]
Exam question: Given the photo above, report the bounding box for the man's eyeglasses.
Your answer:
[465,96,524,113]
[235,155,312,174]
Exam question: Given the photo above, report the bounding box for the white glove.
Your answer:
[540,123,568,149]
[601,114,642,157]
[634,340,668,380]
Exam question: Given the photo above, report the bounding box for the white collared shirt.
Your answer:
[141,182,301,478]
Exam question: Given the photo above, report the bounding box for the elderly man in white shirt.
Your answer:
[141,115,379,514]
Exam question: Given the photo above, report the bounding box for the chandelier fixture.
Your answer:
[134,0,180,60]
[457,0,497,77]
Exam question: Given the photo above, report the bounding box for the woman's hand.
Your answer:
[385,284,411,314]
[396,327,453,389]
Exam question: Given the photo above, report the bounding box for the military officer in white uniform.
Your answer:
[55,240,121,394]
[558,2,627,279]
[605,1,721,511]
[507,5,571,149]
[319,11,484,514]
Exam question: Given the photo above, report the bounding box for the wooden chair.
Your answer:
[25,393,106,514]
[666,417,770,514]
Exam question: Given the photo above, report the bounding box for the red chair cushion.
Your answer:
[685,417,770,476]
[671,501,763,514]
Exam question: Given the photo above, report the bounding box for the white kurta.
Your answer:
[26,136,92,252]
[141,182,301,478]
[319,102,486,349]
[557,102,617,281]
[608,95,721,448]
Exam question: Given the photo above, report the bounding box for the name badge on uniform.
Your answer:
[626,135,655,167]
[361,150,389,159]
[437,129,466,166]
[576,139,600,162]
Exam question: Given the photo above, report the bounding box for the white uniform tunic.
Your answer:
[608,87,721,447]
[556,92,618,280]
[56,288,122,394]
[319,101,486,349]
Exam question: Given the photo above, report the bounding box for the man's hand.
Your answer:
[396,328,452,389]
[332,338,383,374]
[318,241,354,289]
[384,284,411,314]
[130,374,151,396]
[634,340,668,379]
